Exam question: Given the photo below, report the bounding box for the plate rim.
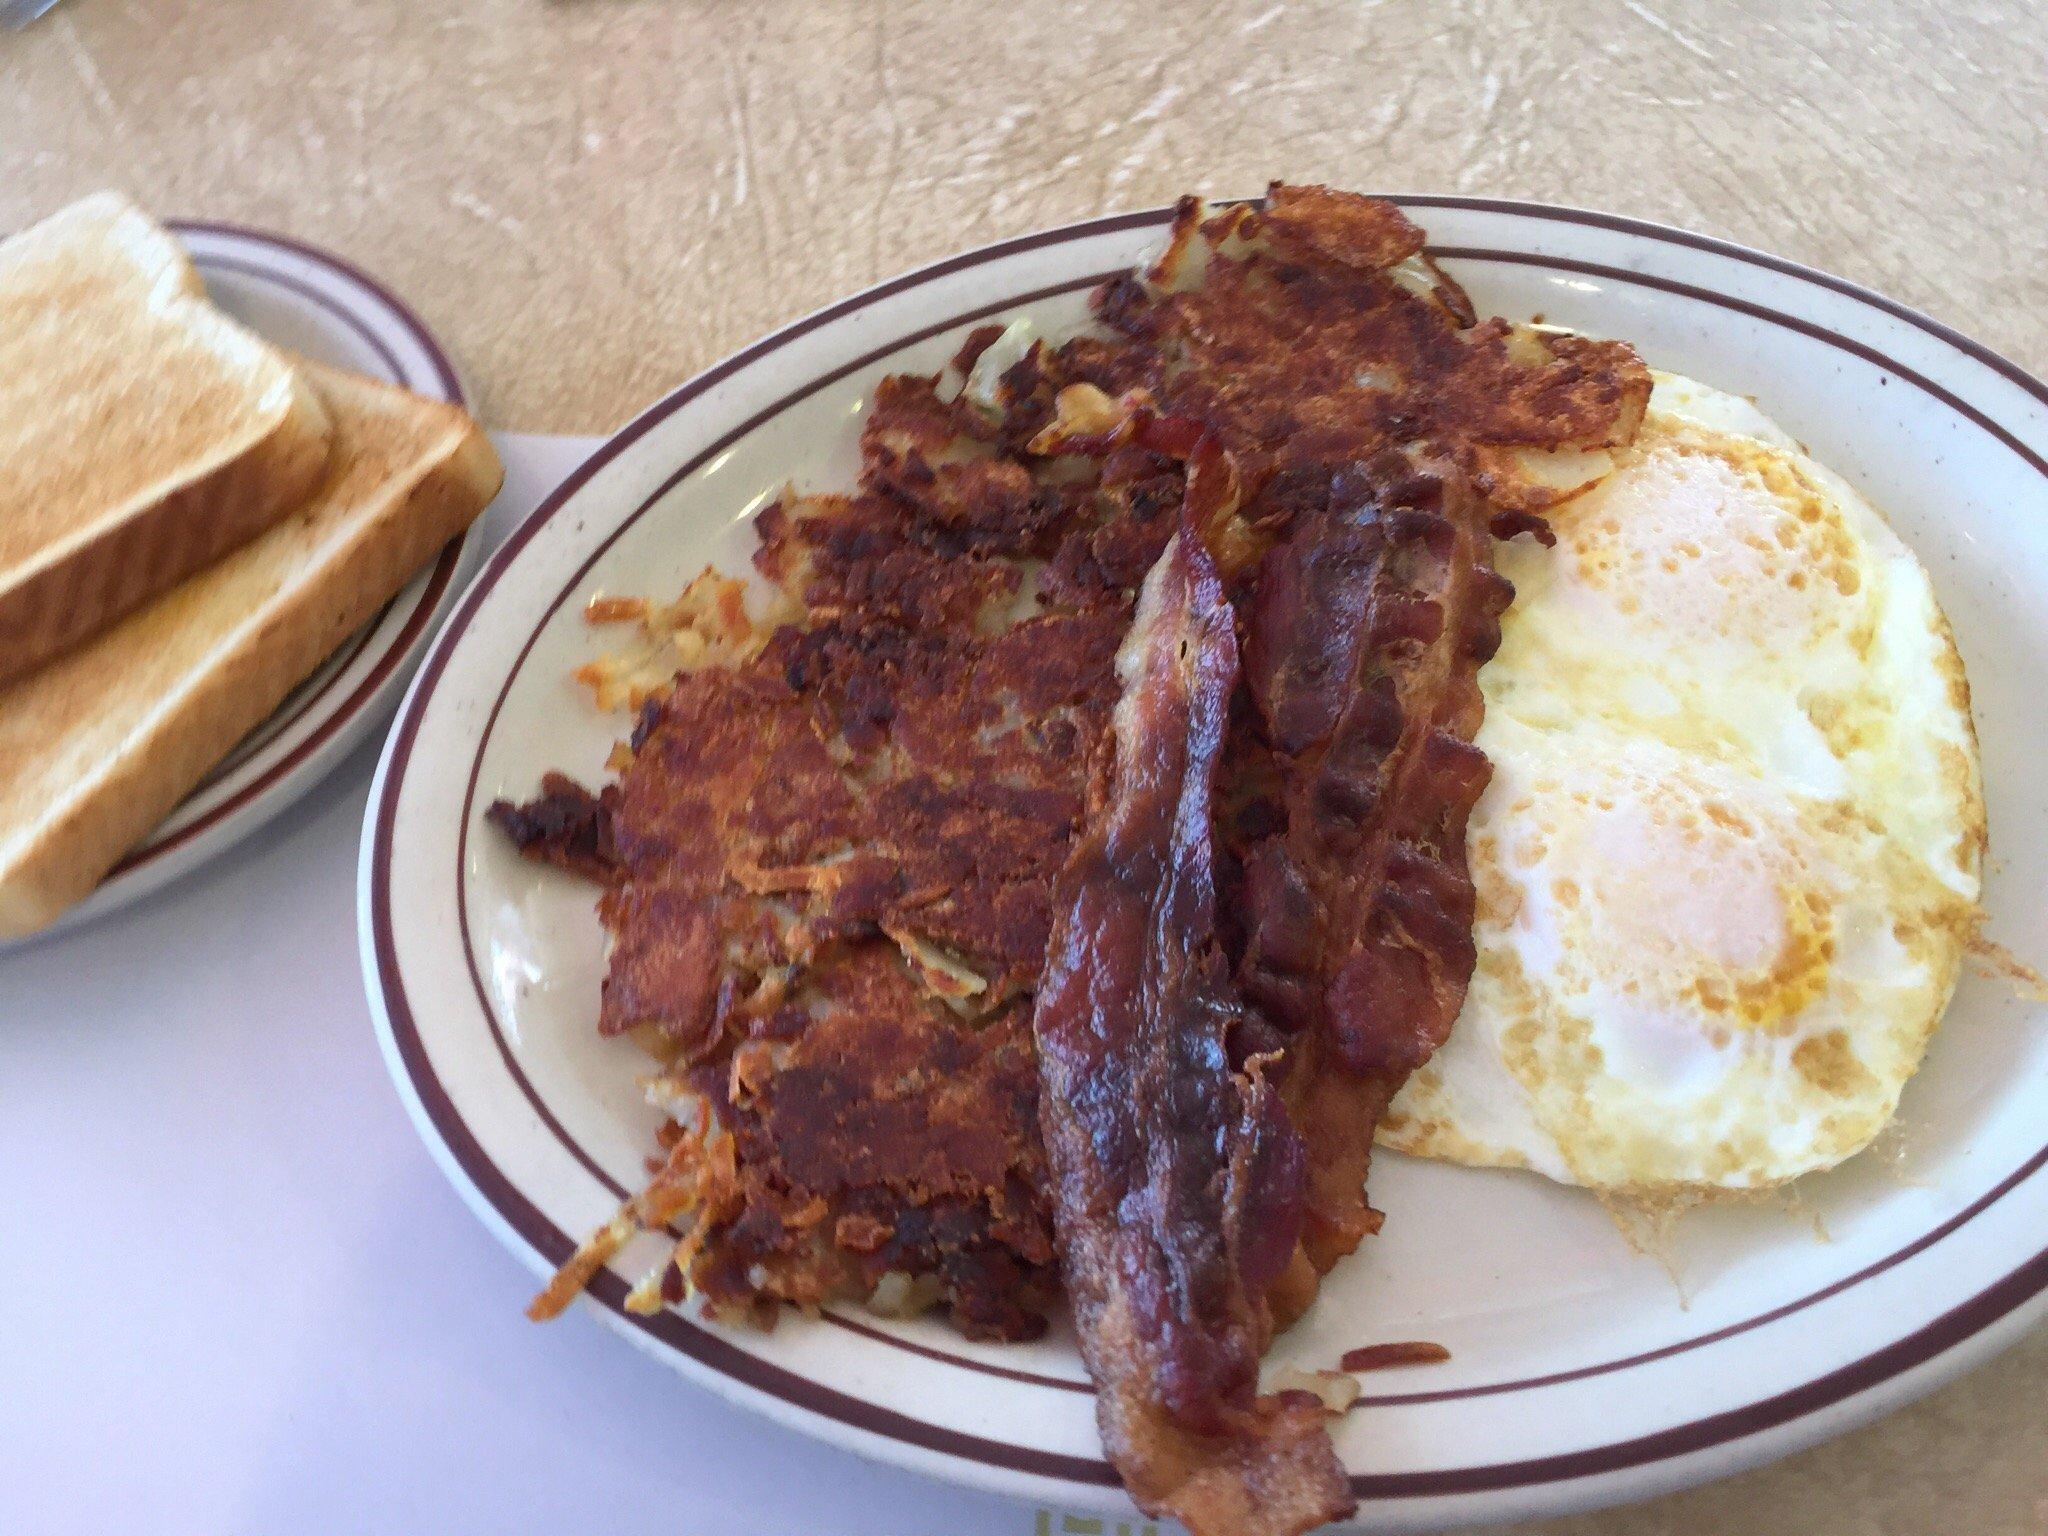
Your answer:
[17,218,483,944]
[359,194,2048,1520]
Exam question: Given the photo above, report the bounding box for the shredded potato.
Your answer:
[573,568,760,711]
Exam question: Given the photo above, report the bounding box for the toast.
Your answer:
[0,192,335,683]
[0,360,502,938]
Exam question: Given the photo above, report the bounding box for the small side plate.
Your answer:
[8,220,486,948]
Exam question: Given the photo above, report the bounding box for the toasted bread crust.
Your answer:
[0,366,500,937]
[0,193,338,683]
[0,373,333,683]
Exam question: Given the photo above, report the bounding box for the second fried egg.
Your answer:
[1378,374,1984,1193]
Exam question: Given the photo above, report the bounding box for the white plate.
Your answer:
[359,199,2048,1532]
[12,220,486,948]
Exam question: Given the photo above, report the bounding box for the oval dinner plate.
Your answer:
[8,220,485,949]
[360,199,2048,1531]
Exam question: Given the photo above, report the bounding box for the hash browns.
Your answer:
[493,184,1648,1344]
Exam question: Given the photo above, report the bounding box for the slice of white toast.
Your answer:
[0,192,335,683]
[0,360,503,938]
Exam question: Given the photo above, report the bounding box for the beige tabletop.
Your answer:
[6,1,2043,1531]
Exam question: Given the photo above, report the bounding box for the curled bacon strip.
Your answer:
[1031,528,1352,1536]
[1232,453,1511,1280]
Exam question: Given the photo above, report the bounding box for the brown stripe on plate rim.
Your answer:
[366,199,2048,1496]
[192,253,412,384]
[171,218,467,400]
[1401,194,2048,407]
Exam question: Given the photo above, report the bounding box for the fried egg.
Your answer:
[1378,374,1985,1193]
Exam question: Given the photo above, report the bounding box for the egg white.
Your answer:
[1378,374,1984,1193]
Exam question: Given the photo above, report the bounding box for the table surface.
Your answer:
[5,2,2045,1533]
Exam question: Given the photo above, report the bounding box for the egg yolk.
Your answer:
[1550,423,1862,660]
[1508,761,1837,1043]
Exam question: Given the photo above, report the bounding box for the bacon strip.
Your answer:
[1031,528,1352,1536]
[1230,452,1510,1281]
